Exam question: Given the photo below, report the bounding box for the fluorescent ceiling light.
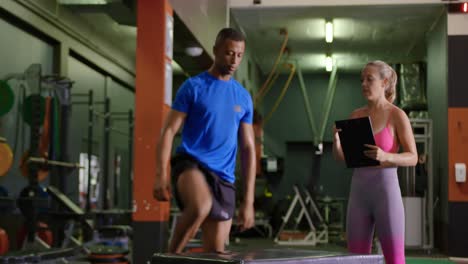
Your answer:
[59,0,107,4]
[325,21,333,43]
[325,56,333,72]
[185,46,203,57]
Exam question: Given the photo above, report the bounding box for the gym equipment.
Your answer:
[152,248,384,264]
[0,186,8,197]
[274,185,328,246]
[20,96,52,182]
[22,94,46,126]
[46,185,94,248]
[48,186,131,250]
[20,155,83,182]
[19,151,49,182]
[0,139,13,177]
[0,80,14,117]
[84,223,132,263]
[81,91,112,211]
[20,155,84,182]
[110,110,133,209]
[17,185,50,215]
[398,62,427,111]
[96,225,132,249]
[399,119,433,250]
[0,247,78,263]
[20,153,83,183]
[0,186,14,214]
[73,90,134,212]
[16,184,51,250]
[260,156,284,188]
[87,245,130,264]
[3,65,79,251]
[316,196,346,242]
[27,157,83,169]
[0,228,9,255]
[1,186,53,255]
[43,74,74,193]
[17,222,53,249]
[18,101,51,251]
[1,185,58,253]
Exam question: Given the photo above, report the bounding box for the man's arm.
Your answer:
[153,109,186,201]
[238,122,256,231]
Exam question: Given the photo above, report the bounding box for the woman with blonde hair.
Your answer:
[333,60,418,264]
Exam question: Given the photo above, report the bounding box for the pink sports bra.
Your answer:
[374,120,399,153]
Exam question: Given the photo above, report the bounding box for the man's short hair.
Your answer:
[214,28,245,47]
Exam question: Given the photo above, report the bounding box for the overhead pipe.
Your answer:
[256,47,291,107]
[254,28,289,107]
[264,63,296,124]
[256,69,281,106]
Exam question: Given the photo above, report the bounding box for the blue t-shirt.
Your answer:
[172,71,253,183]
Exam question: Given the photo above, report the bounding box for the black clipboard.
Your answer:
[335,116,380,168]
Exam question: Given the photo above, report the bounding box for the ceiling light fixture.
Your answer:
[59,0,107,4]
[325,21,333,43]
[185,46,203,57]
[325,56,333,72]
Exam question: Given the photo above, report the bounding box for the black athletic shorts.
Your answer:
[170,153,236,221]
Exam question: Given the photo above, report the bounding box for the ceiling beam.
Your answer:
[230,0,447,8]
[59,0,136,26]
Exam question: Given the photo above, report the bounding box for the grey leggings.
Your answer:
[347,167,405,264]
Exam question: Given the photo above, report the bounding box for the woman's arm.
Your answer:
[333,110,363,162]
[385,108,418,166]
[364,108,417,167]
[332,124,345,162]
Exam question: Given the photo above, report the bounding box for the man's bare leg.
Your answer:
[168,168,213,253]
[201,218,233,253]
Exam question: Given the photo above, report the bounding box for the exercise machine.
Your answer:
[274,185,328,246]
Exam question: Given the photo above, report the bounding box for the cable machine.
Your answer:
[72,90,134,213]
[400,118,433,250]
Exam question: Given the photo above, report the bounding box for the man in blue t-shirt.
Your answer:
[153,28,256,254]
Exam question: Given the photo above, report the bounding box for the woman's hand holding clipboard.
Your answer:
[334,117,380,168]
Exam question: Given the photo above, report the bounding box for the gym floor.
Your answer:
[228,238,454,264]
